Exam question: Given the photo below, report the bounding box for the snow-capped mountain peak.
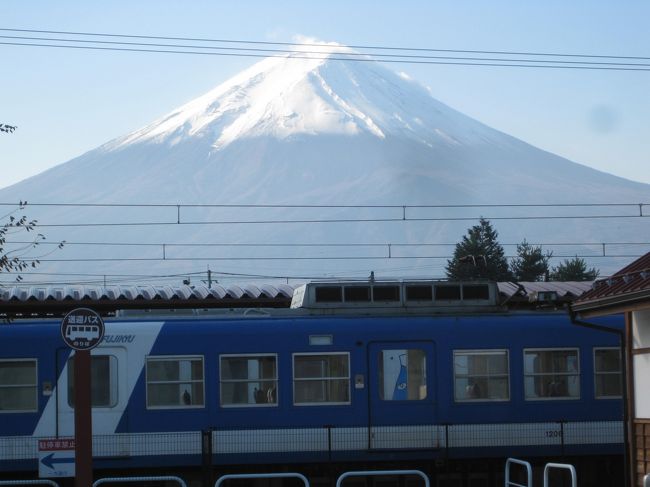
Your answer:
[110,40,487,152]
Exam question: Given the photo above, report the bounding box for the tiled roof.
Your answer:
[0,284,295,317]
[498,281,593,299]
[0,280,592,318]
[572,252,650,313]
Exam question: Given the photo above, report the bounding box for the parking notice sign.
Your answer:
[38,438,75,478]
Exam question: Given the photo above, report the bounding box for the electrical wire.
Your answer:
[2,28,648,61]
[1,39,649,71]
[2,34,649,68]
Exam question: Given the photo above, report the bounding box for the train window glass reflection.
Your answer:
[594,347,622,398]
[146,356,204,409]
[378,349,427,400]
[220,354,278,407]
[0,359,37,412]
[524,348,579,400]
[293,353,350,405]
[453,350,509,402]
[67,355,118,408]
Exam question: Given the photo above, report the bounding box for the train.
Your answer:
[0,280,625,485]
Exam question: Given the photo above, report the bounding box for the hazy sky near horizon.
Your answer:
[2,0,649,190]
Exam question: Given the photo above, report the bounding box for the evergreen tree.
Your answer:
[510,239,552,281]
[549,257,599,281]
[446,218,512,280]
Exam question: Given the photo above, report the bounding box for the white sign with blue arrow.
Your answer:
[38,438,75,478]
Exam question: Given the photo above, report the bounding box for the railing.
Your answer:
[0,482,60,487]
[543,463,576,487]
[215,473,309,487]
[93,477,187,487]
[336,470,429,487]
[504,458,532,487]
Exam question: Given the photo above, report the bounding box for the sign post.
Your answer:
[60,308,105,487]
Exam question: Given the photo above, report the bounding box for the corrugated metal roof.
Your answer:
[573,252,650,312]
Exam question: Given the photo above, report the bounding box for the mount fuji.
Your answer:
[2,42,648,283]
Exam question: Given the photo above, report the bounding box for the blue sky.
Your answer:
[2,0,649,189]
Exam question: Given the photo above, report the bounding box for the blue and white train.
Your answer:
[0,281,624,482]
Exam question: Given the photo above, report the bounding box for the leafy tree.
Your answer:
[510,239,552,281]
[0,201,65,283]
[0,124,17,134]
[446,218,512,281]
[549,257,599,281]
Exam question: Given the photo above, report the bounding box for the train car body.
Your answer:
[0,281,625,481]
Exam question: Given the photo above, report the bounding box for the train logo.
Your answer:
[60,308,105,350]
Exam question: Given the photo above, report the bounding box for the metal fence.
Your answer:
[0,421,623,462]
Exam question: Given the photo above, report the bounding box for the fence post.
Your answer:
[202,429,213,487]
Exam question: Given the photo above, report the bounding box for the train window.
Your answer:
[315,286,343,303]
[146,356,204,409]
[220,354,278,407]
[0,359,37,412]
[378,349,427,400]
[594,348,622,398]
[344,286,371,302]
[435,285,461,301]
[406,285,433,301]
[453,350,509,402]
[293,353,350,405]
[462,284,490,300]
[524,348,580,400]
[373,285,400,302]
[67,355,118,408]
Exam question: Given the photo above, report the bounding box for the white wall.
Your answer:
[633,309,650,418]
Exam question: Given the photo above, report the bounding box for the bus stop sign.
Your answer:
[61,308,105,351]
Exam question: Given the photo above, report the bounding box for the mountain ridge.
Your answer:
[1,43,647,281]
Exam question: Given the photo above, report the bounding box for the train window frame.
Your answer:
[67,354,118,408]
[453,349,510,402]
[594,347,622,399]
[292,352,351,406]
[145,355,205,410]
[377,348,428,401]
[0,358,38,413]
[219,353,278,408]
[523,348,580,401]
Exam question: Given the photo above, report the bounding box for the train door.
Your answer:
[367,341,439,450]
[55,346,128,437]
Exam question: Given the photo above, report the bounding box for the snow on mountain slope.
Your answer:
[2,42,648,282]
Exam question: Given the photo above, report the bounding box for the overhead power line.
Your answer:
[2,34,649,69]
[15,253,647,264]
[6,238,649,249]
[0,29,648,71]
[1,201,647,209]
[23,214,650,228]
[2,28,648,61]
[0,201,645,227]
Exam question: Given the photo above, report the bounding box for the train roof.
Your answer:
[0,280,593,320]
